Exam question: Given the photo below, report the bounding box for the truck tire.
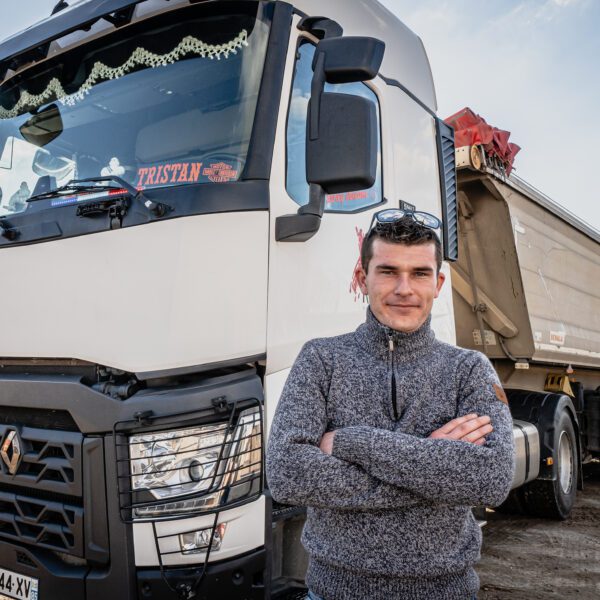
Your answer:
[521,409,578,520]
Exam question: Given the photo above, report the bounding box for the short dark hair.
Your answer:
[361,216,443,273]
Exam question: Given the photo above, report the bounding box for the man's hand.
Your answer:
[428,413,493,446]
[320,431,335,455]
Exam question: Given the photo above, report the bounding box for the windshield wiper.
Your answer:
[27,175,172,217]
[27,175,137,202]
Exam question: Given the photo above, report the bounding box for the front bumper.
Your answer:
[0,367,268,599]
[137,547,267,599]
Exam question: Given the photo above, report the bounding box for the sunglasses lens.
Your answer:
[413,212,441,229]
[376,209,406,223]
[371,209,441,231]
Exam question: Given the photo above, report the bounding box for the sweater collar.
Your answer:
[356,308,435,359]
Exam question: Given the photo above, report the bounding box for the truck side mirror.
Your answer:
[306,92,377,194]
[276,36,384,243]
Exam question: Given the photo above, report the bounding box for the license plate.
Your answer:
[0,568,38,600]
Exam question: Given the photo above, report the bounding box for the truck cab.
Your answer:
[0,1,460,598]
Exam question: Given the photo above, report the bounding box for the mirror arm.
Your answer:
[275,184,325,243]
[299,183,325,218]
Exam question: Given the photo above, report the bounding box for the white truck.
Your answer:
[0,1,598,599]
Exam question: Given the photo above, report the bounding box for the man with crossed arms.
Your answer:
[267,211,515,600]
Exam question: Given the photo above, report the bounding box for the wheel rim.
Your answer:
[558,430,574,494]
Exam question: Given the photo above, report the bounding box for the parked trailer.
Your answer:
[452,153,600,518]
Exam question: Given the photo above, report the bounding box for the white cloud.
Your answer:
[501,0,588,25]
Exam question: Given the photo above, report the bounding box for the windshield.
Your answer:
[0,2,271,216]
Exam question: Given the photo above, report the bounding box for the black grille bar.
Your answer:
[0,425,82,497]
[0,489,84,556]
[0,406,79,431]
[0,423,86,557]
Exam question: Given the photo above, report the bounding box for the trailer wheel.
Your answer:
[522,410,578,520]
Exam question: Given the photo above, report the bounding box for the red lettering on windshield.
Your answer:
[146,166,157,185]
[170,163,181,182]
[136,160,233,188]
[178,163,190,183]
[137,168,149,188]
[190,162,202,181]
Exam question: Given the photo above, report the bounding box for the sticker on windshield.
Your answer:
[101,157,125,177]
[202,161,239,183]
[136,156,243,189]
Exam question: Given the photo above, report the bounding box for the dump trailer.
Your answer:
[0,0,598,599]
[452,148,600,519]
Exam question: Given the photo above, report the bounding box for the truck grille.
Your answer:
[0,489,83,555]
[0,424,84,557]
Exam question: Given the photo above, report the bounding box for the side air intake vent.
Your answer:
[436,118,458,261]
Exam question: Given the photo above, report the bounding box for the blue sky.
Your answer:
[2,0,600,229]
[380,0,600,230]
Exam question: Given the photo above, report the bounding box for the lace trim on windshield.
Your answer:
[0,29,249,119]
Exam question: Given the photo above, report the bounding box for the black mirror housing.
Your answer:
[306,92,377,194]
[315,36,385,84]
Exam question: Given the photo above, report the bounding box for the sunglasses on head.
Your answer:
[367,208,442,235]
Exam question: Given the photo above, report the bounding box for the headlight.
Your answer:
[130,423,227,498]
[129,407,261,519]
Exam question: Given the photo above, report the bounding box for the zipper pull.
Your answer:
[388,335,395,352]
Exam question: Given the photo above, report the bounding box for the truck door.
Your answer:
[265,27,387,388]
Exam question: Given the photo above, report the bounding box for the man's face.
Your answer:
[357,239,445,333]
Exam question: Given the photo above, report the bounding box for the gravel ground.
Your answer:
[478,461,600,600]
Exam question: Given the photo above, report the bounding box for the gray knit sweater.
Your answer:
[266,309,515,600]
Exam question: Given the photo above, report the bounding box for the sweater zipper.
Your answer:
[388,333,399,420]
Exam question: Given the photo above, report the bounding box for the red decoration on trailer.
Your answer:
[445,107,521,175]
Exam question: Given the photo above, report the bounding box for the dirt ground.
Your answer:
[478,461,600,600]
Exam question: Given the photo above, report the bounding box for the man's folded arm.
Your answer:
[332,353,516,507]
[266,341,429,511]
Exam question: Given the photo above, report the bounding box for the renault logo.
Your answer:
[1,430,22,475]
